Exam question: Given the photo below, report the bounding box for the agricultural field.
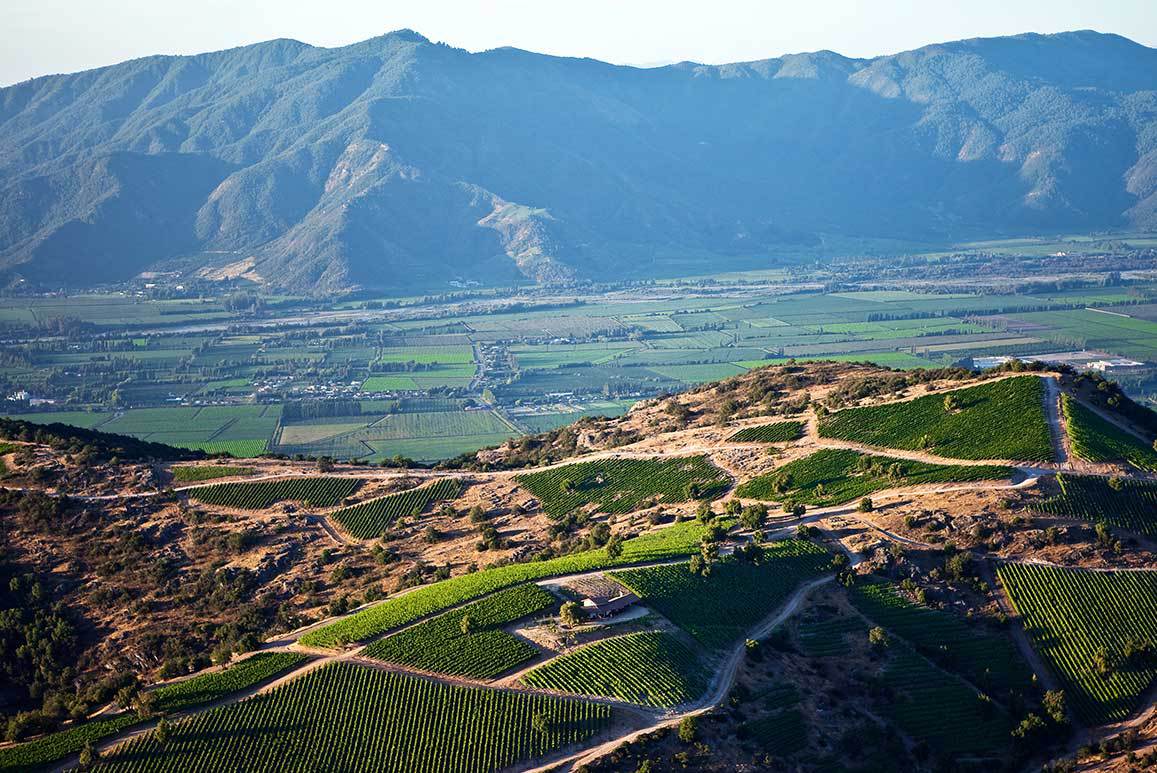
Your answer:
[736,449,1013,506]
[738,707,808,757]
[997,563,1157,724]
[301,519,725,648]
[612,542,832,649]
[95,662,613,773]
[171,465,254,482]
[849,582,1034,695]
[1062,395,1157,471]
[728,420,805,443]
[521,631,709,708]
[882,647,1013,757]
[189,477,363,509]
[1033,473,1157,537]
[818,376,1054,461]
[150,652,307,714]
[516,456,730,518]
[0,653,306,772]
[97,404,281,454]
[361,585,555,679]
[273,407,518,463]
[331,478,461,539]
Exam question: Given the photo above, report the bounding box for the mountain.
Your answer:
[1,29,1156,294]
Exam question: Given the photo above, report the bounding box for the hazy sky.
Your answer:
[4,0,1156,85]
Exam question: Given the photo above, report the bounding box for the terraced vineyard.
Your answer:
[1033,473,1157,538]
[361,584,555,678]
[151,652,307,714]
[301,519,728,648]
[794,614,866,658]
[818,376,1054,461]
[728,421,805,443]
[521,631,708,708]
[883,647,1013,757]
[95,662,613,772]
[612,542,831,649]
[849,581,1034,695]
[0,653,306,772]
[332,478,461,539]
[189,476,363,509]
[1063,395,1157,472]
[739,708,808,757]
[998,563,1157,724]
[516,456,730,518]
[0,713,141,773]
[736,448,1013,506]
[171,464,254,482]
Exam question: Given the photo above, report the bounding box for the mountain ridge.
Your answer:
[1,29,1155,294]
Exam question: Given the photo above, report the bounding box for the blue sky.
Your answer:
[4,0,1155,85]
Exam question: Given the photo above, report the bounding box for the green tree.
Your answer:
[858,497,874,512]
[559,601,586,628]
[1042,690,1067,724]
[459,614,477,635]
[868,626,889,649]
[678,716,697,743]
[605,533,623,560]
[78,741,98,768]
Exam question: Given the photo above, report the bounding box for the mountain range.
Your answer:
[1,29,1155,294]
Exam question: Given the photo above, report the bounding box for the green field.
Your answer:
[521,631,708,708]
[998,563,1157,725]
[1063,395,1157,472]
[95,661,613,772]
[849,582,1033,695]
[274,409,518,462]
[736,449,1013,506]
[1033,473,1157,537]
[739,708,808,757]
[0,653,305,773]
[728,421,805,443]
[171,465,254,482]
[516,456,730,518]
[818,376,1054,461]
[189,477,362,509]
[612,542,831,649]
[150,652,307,714]
[361,585,555,679]
[883,647,1013,757]
[300,519,727,648]
[331,479,461,539]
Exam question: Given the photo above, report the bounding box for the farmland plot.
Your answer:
[331,478,461,539]
[612,543,831,649]
[95,662,613,773]
[818,376,1054,461]
[189,477,362,509]
[850,582,1034,695]
[997,563,1157,724]
[1034,473,1157,538]
[301,519,726,648]
[728,421,805,443]
[1062,395,1157,472]
[516,456,730,518]
[736,449,1012,506]
[361,585,555,679]
[883,647,1013,757]
[521,632,708,708]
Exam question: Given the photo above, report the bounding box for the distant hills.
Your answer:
[1,29,1156,294]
